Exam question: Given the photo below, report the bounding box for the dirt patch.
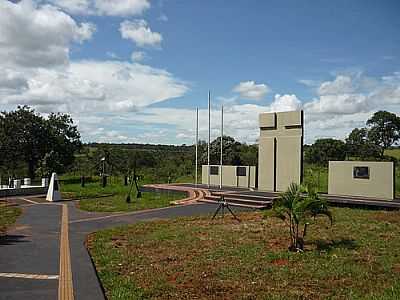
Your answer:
[392,264,400,273]
[370,211,400,224]
[271,258,289,266]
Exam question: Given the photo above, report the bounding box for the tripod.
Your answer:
[211,194,240,222]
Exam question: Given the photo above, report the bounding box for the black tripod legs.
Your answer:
[212,203,223,220]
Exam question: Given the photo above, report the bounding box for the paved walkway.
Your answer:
[0,196,222,299]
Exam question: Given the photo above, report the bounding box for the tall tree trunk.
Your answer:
[28,160,35,179]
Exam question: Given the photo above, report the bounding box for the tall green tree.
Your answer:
[345,127,381,159]
[304,138,346,166]
[0,106,81,178]
[366,111,400,157]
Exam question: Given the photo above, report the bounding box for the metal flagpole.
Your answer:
[207,91,211,187]
[220,105,223,189]
[195,107,199,186]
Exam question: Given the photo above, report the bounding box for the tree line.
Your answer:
[1,106,399,181]
[305,111,400,166]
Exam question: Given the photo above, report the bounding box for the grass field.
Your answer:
[0,203,21,235]
[87,207,400,300]
[61,181,186,213]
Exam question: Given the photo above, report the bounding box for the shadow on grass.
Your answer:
[314,238,358,251]
[0,234,29,246]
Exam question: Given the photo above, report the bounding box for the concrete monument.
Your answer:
[202,165,257,188]
[258,110,303,192]
[328,161,394,200]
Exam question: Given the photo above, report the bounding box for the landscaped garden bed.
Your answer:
[86,207,400,299]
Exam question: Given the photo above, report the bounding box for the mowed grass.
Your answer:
[0,203,21,235]
[61,181,186,213]
[87,207,400,300]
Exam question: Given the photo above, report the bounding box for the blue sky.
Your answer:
[1,0,400,144]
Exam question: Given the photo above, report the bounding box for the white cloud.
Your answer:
[120,20,162,48]
[49,0,150,16]
[0,0,95,68]
[318,75,354,95]
[1,60,189,113]
[233,81,270,100]
[94,0,150,16]
[270,94,302,112]
[298,79,319,87]
[131,51,146,62]
[305,93,368,115]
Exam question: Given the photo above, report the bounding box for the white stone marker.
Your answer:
[24,178,31,186]
[46,173,62,202]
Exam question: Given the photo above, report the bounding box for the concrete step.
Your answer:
[211,192,278,202]
[203,195,271,209]
[205,195,272,206]
[198,198,267,209]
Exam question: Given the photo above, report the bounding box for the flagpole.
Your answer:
[219,105,223,189]
[195,107,199,186]
[208,90,211,187]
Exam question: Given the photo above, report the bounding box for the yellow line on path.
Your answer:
[58,204,74,300]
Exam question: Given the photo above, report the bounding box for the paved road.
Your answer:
[0,197,228,299]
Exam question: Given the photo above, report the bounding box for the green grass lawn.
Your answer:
[385,148,400,160]
[61,181,186,213]
[0,203,21,235]
[87,207,400,300]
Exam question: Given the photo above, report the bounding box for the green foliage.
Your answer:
[0,106,81,178]
[64,135,258,184]
[367,111,400,155]
[346,127,382,159]
[304,138,346,166]
[268,183,332,251]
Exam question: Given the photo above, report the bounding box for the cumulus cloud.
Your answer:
[120,20,162,48]
[94,0,150,16]
[1,60,189,113]
[138,73,400,145]
[233,81,270,100]
[270,94,302,112]
[318,75,354,95]
[0,0,95,68]
[49,0,150,16]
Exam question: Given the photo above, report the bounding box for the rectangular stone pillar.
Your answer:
[258,110,303,192]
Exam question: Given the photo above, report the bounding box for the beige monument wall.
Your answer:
[328,161,394,200]
[258,110,303,192]
[202,165,256,188]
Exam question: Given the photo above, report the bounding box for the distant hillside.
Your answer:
[86,142,194,153]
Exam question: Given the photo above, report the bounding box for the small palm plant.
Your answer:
[270,183,333,252]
